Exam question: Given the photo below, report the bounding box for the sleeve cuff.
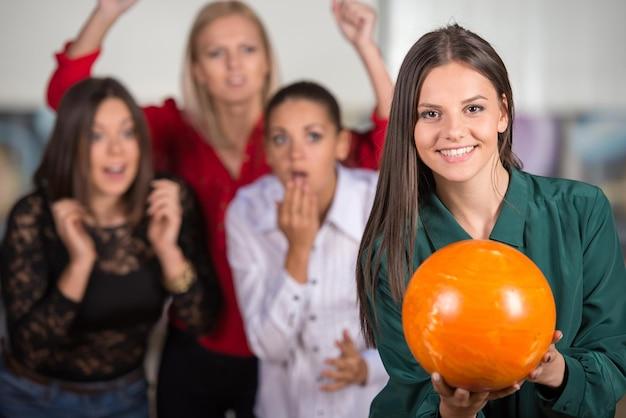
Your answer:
[537,354,584,416]
[369,109,389,128]
[56,40,101,65]
[52,284,82,311]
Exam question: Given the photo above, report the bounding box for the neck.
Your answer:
[213,96,263,149]
[88,195,127,227]
[435,160,510,240]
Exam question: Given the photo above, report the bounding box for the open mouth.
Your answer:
[226,75,245,87]
[290,170,308,181]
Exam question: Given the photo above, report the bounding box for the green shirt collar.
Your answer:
[419,169,528,250]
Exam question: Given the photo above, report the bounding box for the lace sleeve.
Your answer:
[168,180,222,334]
[0,193,80,367]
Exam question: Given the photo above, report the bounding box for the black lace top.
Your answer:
[0,179,221,382]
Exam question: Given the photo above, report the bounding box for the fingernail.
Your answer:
[432,373,440,382]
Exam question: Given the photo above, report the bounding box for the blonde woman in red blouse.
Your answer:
[46,1,393,416]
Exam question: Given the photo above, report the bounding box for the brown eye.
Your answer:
[420,110,440,119]
[466,105,484,113]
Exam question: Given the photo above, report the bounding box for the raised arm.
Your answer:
[47,0,138,109]
[68,0,138,58]
[333,0,393,119]
[332,0,392,169]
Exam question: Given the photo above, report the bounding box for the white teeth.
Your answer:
[440,146,475,157]
[105,165,124,174]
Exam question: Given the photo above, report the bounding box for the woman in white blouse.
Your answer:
[226,81,388,418]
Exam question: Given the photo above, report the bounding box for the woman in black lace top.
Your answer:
[0,77,220,418]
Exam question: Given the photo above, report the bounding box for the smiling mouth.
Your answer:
[103,164,127,175]
[438,145,476,157]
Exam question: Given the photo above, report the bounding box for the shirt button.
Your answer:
[312,346,319,353]
[309,314,317,321]
[292,295,300,301]
[310,278,317,285]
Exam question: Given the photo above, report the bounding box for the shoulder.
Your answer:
[229,175,280,215]
[339,166,379,209]
[227,175,281,230]
[342,166,379,185]
[522,171,599,200]
[520,170,605,214]
[6,190,48,222]
[143,98,189,126]
[3,190,51,246]
[340,166,379,196]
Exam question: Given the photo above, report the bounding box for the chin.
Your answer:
[433,167,481,184]
[94,182,133,198]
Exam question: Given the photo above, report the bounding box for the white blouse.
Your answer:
[226,165,388,418]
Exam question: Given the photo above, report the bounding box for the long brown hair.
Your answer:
[181,0,279,146]
[356,24,522,346]
[34,77,153,225]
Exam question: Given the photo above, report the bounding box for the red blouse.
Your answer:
[47,44,388,356]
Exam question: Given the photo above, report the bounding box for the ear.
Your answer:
[497,94,509,133]
[335,129,351,161]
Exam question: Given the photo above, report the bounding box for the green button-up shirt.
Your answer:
[369,169,626,418]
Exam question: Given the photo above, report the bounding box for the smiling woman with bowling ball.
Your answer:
[355,24,626,418]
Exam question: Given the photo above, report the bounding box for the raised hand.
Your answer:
[332,0,377,50]
[331,0,392,118]
[51,199,96,265]
[320,330,368,392]
[147,179,183,258]
[97,0,139,21]
[68,0,139,58]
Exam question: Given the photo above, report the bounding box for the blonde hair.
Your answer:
[181,1,279,147]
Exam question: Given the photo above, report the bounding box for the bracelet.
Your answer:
[164,260,196,294]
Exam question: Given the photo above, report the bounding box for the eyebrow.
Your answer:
[304,123,325,130]
[418,95,489,108]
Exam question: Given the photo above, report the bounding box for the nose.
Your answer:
[105,136,124,155]
[288,139,305,161]
[226,50,241,70]
[442,113,466,142]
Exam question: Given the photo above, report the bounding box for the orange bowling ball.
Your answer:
[402,239,556,391]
